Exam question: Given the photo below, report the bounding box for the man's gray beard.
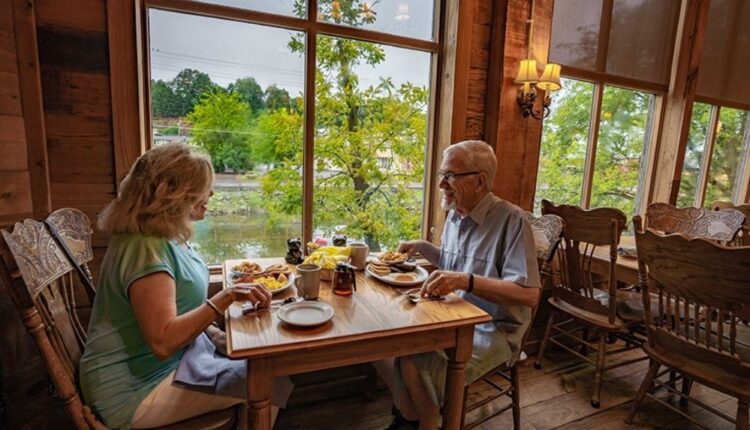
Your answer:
[441,197,457,211]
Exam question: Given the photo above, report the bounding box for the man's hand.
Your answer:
[398,240,430,258]
[420,270,469,297]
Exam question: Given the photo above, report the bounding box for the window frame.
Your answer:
[137,0,447,248]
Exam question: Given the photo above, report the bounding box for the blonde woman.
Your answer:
[79,143,276,429]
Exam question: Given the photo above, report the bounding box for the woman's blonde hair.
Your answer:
[98,143,214,242]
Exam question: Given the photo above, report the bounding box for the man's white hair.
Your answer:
[443,140,497,189]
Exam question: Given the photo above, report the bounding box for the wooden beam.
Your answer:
[648,0,711,204]
[489,0,553,209]
[107,0,144,184]
[449,0,474,144]
[12,0,50,219]
[482,0,507,150]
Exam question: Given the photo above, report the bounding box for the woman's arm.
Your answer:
[129,272,271,361]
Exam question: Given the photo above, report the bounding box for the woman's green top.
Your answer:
[79,234,208,429]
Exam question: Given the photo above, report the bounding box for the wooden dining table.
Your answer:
[223,258,492,430]
[588,235,639,285]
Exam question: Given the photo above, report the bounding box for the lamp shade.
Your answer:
[537,63,562,91]
[515,59,539,83]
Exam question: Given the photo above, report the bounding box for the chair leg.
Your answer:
[580,328,590,355]
[511,364,520,430]
[534,311,555,370]
[737,399,749,430]
[625,360,660,424]
[591,332,606,408]
[680,376,693,407]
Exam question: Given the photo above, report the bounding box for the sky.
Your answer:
[148,1,435,96]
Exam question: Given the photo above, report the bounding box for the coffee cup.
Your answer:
[349,242,369,270]
[294,263,321,299]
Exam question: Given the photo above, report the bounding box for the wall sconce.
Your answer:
[515,0,562,119]
[394,3,410,21]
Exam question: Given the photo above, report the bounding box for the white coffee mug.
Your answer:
[294,263,321,299]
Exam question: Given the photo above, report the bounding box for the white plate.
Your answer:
[232,274,295,295]
[365,265,429,287]
[277,301,335,327]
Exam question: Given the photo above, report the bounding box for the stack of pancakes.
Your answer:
[367,261,392,276]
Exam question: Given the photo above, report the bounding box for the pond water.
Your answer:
[192,214,301,265]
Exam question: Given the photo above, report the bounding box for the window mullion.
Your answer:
[734,113,750,203]
[302,0,318,247]
[695,105,720,207]
[581,83,604,209]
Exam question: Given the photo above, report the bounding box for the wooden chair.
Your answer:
[645,202,744,244]
[626,219,750,430]
[0,208,241,430]
[461,212,564,429]
[534,199,647,408]
[712,201,750,246]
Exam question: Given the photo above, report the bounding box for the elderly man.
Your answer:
[380,140,541,430]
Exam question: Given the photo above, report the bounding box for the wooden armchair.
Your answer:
[462,212,563,429]
[0,208,241,430]
[645,202,744,244]
[627,219,750,429]
[534,199,647,408]
[712,201,750,246]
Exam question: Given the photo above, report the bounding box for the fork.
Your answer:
[241,296,302,315]
[404,288,444,304]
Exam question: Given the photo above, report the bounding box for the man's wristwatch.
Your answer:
[466,273,474,293]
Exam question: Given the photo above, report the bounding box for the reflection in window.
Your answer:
[311,35,431,251]
[318,0,434,41]
[704,108,749,206]
[590,86,651,219]
[535,78,593,213]
[148,10,305,263]
[193,0,301,17]
[677,103,711,207]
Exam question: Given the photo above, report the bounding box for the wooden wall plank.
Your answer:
[36,25,109,73]
[0,113,27,170]
[40,68,111,116]
[35,0,106,32]
[0,171,33,215]
[0,70,22,116]
[12,0,51,218]
[48,141,115,184]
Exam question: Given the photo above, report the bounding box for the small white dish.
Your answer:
[277,301,335,327]
[366,265,429,287]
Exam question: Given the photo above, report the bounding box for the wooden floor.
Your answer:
[275,343,736,430]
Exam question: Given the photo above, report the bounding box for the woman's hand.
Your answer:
[205,323,228,356]
[219,283,272,309]
[420,270,469,297]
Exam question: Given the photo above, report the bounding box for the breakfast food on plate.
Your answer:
[234,272,288,290]
[393,273,415,282]
[262,263,292,276]
[367,261,392,276]
[232,260,263,274]
[304,249,350,270]
[379,251,407,263]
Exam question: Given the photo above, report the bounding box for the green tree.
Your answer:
[151,79,180,118]
[171,69,219,117]
[228,77,265,114]
[260,0,427,250]
[188,91,255,172]
[704,108,748,206]
[264,85,293,111]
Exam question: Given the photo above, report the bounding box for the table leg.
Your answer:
[443,325,475,430]
[247,358,274,430]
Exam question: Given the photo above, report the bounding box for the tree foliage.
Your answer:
[228,77,265,115]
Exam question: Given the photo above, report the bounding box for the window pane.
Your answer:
[148,9,305,263]
[318,0,435,41]
[697,0,750,108]
[549,0,602,71]
[313,35,431,251]
[606,0,679,85]
[590,86,652,219]
[704,108,749,207]
[534,78,594,213]
[192,0,301,17]
[677,103,711,207]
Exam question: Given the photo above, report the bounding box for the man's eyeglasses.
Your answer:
[437,170,481,182]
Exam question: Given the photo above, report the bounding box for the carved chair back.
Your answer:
[0,208,96,429]
[527,212,564,290]
[633,217,750,379]
[541,199,627,325]
[645,202,744,244]
[712,201,750,246]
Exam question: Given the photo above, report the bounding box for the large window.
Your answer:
[146,0,439,263]
[536,0,677,224]
[678,104,750,207]
[535,78,654,220]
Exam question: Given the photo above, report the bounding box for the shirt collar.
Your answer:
[449,192,496,226]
